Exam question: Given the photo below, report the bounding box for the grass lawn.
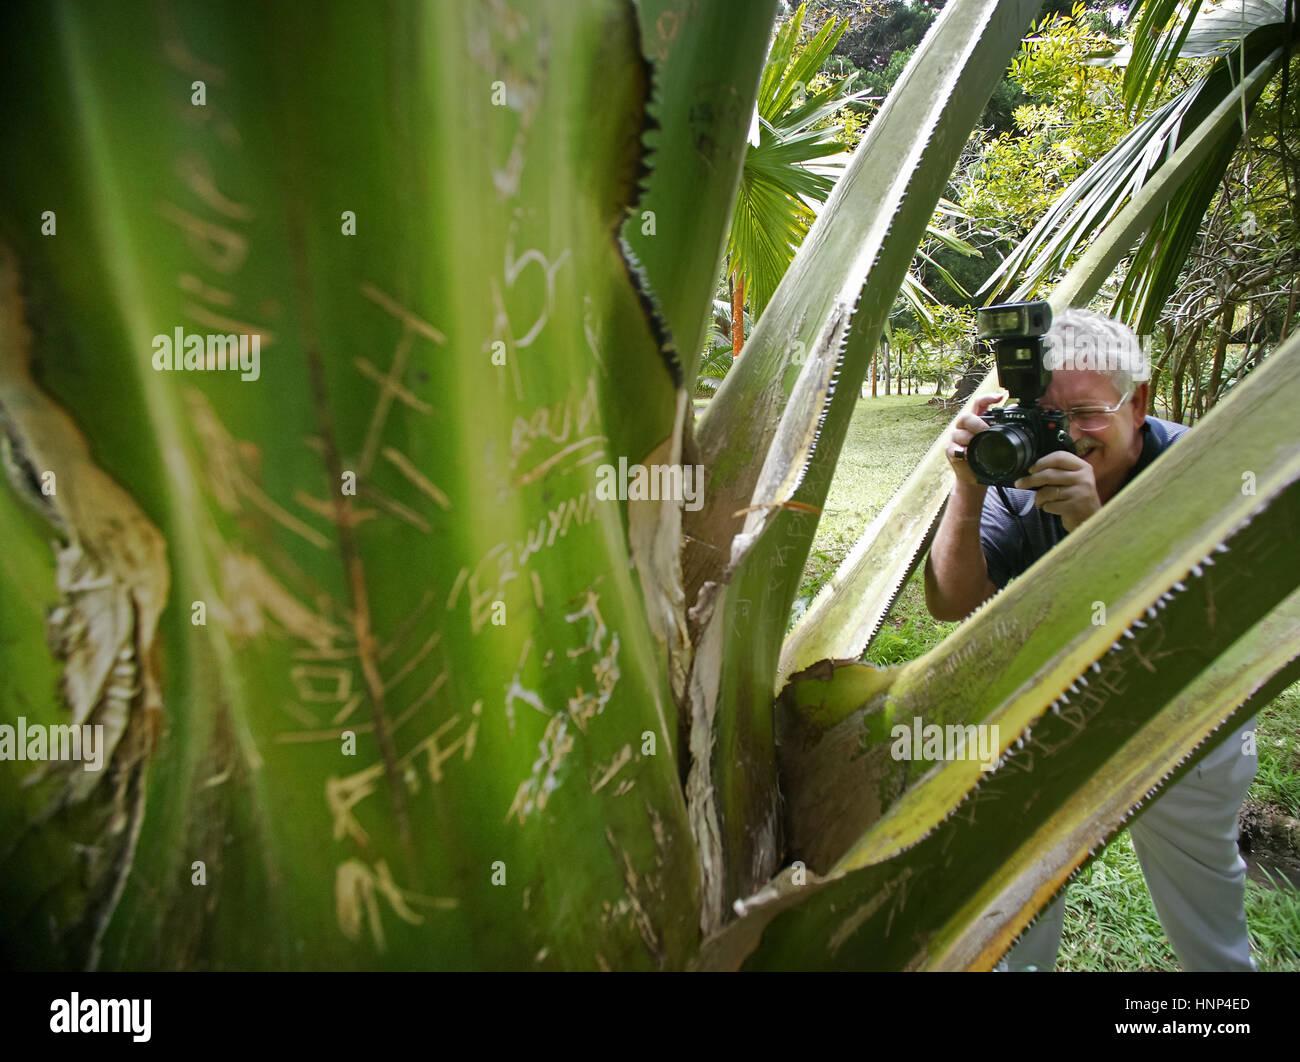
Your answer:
[784,390,1300,972]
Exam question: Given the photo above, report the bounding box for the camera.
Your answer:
[965,300,1074,487]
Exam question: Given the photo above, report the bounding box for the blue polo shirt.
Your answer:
[979,416,1189,589]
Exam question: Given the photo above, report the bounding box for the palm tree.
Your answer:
[724,6,980,360]
[725,3,868,353]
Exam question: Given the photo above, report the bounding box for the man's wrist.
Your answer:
[954,479,988,498]
[935,483,982,535]
[949,479,988,517]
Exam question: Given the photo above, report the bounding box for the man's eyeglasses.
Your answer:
[1041,390,1132,429]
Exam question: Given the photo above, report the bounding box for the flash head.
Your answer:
[977,300,1052,340]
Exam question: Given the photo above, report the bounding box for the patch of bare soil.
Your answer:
[1238,800,1300,889]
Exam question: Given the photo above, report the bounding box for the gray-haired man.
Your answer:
[924,308,1256,971]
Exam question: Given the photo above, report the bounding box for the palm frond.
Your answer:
[727,3,866,319]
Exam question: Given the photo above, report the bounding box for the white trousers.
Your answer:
[997,718,1258,972]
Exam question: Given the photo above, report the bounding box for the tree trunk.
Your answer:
[1205,301,1234,412]
[1189,326,1206,421]
[954,351,986,404]
[731,272,745,358]
[1151,321,1174,414]
[1168,321,1203,424]
[1171,347,1186,424]
[871,343,877,396]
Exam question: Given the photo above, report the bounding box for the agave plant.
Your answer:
[1,0,1296,973]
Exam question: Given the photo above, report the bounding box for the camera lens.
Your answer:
[967,425,1034,483]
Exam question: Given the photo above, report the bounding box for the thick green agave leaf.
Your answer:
[0,0,714,970]
[696,329,1300,968]
[0,247,168,970]
[623,0,778,391]
[701,596,1300,970]
[614,0,777,785]
[678,0,1044,931]
[688,0,1044,578]
[933,591,1300,970]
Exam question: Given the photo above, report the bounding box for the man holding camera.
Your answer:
[924,307,1257,972]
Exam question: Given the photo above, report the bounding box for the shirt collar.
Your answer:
[1121,422,1158,490]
